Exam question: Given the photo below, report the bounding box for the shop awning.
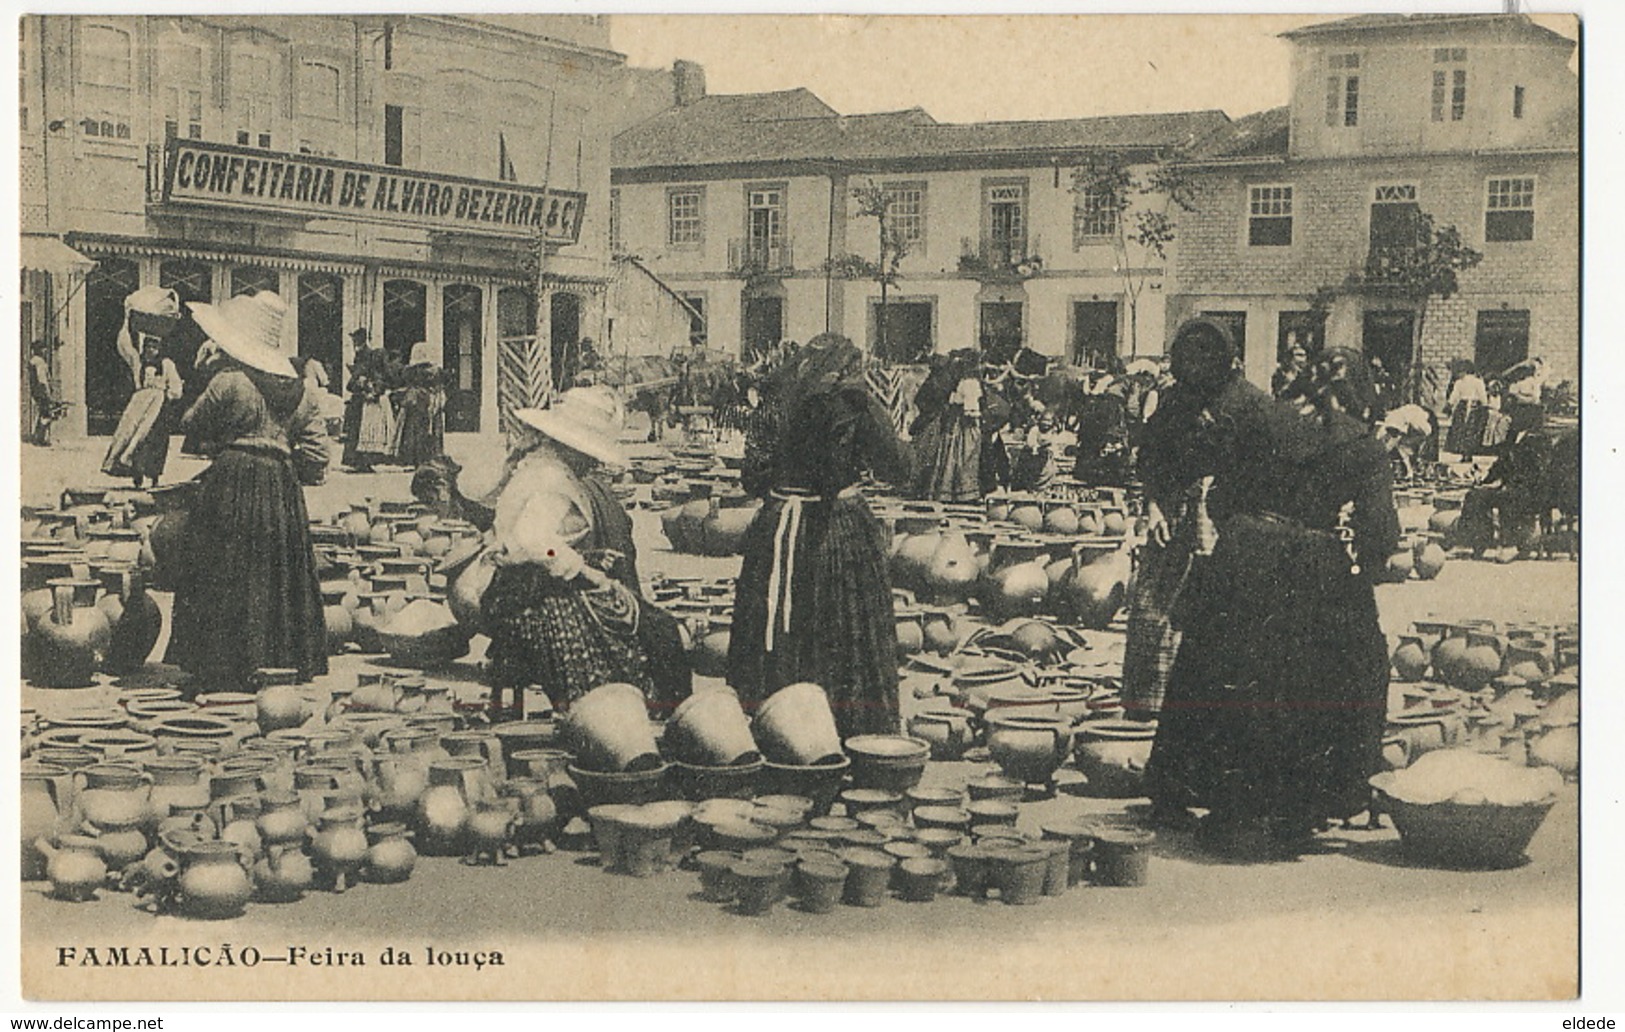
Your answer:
[21,236,96,276]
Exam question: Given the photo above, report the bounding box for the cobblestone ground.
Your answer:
[17,432,1580,1001]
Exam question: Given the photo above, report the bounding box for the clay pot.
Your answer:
[894,611,925,658]
[310,806,370,892]
[563,683,661,774]
[175,839,254,918]
[987,557,1050,621]
[254,844,315,902]
[1008,503,1043,531]
[616,807,685,877]
[442,730,507,787]
[1529,725,1579,779]
[76,763,153,830]
[840,848,895,908]
[97,567,162,675]
[1043,505,1080,535]
[502,778,561,853]
[907,709,973,761]
[1040,820,1098,888]
[701,497,757,556]
[922,530,980,604]
[1385,550,1415,580]
[1091,826,1155,887]
[416,757,492,855]
[143,756,211,829]
[465,798,518,864]
[256,791,309,848]
[896,857,949,902]
[31,580,111,688]
[986,713,1074,787]
[695,849,742,902]
[1430,625,1472,685]
[920,608,959,655]
[947,842,994,897]
[665,688,762,767]
[1391,635,1431,682]
[1054,543,1130,629]
[1072,719,1158,797]
[22,766,71,881]
[1452,631,1505,691]
[844,736,930,794]
[448,553,495,634]
[691,622,732,679]
[752,682,845,766]
[1412,538,1447,581]
[988,845,1049,905]
[39,834,109,902]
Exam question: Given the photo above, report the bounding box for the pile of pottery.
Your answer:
[878,493,1135,628]
[649,575,736,679]
[677,786,1154,916]
[22,490,169,689]
[314,500,484,667]
[1384,619,1578,779]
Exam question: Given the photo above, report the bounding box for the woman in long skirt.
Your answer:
[342,329,397,472]
[1146,338,1399,858]
[911,350,984,503]
[103,339,183,488]
[727,334,913,740]
[164,291,329,690]
[393,341,448,467]
[480,387,660,712]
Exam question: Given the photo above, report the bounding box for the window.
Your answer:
[882,182,926,252]
[20,18,31,136]
[1432,49,1467,122]
[1072,184,1118,244]
[680,293,707,346]
[1247,184,1293,246]
[441,285,483,433]
[231,49,280,149]
[384,104,404,166]
[746,185,786,252]
[1370,183,1420,251]
[984,180,1028,265]
[668,187,704,247]
[1485,177,1535,242]
[382,23,395,70]
[296,60,342,155]
[161,42,205,141]
[231,265,279,298]
[609,188,623,253]
[1513,85,1526,120]
[1325,52,1359,128]
[80,24,133,138]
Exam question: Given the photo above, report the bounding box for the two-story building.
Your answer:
[611,81,1229,364]
[20,14,623,439]
[1168,13,1579,389]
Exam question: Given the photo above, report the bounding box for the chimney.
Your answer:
[673,59,707,107]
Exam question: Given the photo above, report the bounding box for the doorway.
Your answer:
[1277,310,1327,363]
[297,273,344,395]
[84,257,141,435]
[979,301,1024,361]
[442,284,483,432]
[383,279,427,368]
[1200,310,1248,365]
[1071,300,1119,369]
[1474,309,1530,378]
[743,294,784,354]
[870,300,933,364]
[550,291,582,391]
[1361,309,1415,384]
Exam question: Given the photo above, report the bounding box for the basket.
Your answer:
[1370,774,1558,868]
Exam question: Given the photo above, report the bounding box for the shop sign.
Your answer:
[161,139,586,245]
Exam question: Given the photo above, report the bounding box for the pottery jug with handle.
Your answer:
[32,579,111,688]
[21,765,70,881]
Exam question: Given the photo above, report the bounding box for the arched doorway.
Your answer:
[84,257,141,435]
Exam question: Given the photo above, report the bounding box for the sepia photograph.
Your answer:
[11,6,1587,1004]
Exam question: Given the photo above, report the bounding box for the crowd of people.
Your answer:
[81,288,1573,862]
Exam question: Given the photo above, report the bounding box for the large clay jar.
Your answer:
[310,805,370,892]
[340,503,372,543]
[988,557,1051,621]
[76,763,153,831]
[143,756,212,830]
[891,530,942,593]
[254,843,315,903]
[1391,635,1431,683]
[21,765,70,881]
[1412,538,1447,581]
[144,482,196,592]
[920,608,959,655]
[907,709,973,761]
[255,681,308,736]
[1431,625,1472,685]
[752,682,844,767]
[563,683,661,773]
[985,713,1074,787]
[97,567,163,675]
[364,822,419,883]
[665,688,762,767]
[31,580,111,688]
[1072,719,1158,797]
[89,821,149,874]
[1452,631,1504,691]
[1055,543,1129,629]
[416,756,491,855]
[39,834,109,902]
[701,497,757,557]
[256,791,310,849]
[175,839,254,918]
[923,530,980,605]
[321,588,354,653]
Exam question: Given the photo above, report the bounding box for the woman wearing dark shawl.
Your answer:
[1146,340,1399,858]
[727,334,914,739]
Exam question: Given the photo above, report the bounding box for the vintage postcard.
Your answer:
[14,10,1581,1002]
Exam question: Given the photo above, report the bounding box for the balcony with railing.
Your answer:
[729,236,795,277]
[958,234,1045,281]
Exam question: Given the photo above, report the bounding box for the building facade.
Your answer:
[611,85,1228,364]
[1168,14,1579,389]
[20,14,623,439]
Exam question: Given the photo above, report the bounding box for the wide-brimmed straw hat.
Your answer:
[188,291,296,378]
[408,341,441,368]
[513,386,627,468]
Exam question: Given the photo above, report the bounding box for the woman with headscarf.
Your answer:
[480,387,685,713]
[1145,334,1399,858]
[164,291,329,690]
[393,341,448,467]
[728,333,913,739]
[910,349,984,502]
[102,337,185,488]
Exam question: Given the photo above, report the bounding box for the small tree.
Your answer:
[824,181,912,361]
[1356,208,1483,401]
[1071,150,1197,360]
